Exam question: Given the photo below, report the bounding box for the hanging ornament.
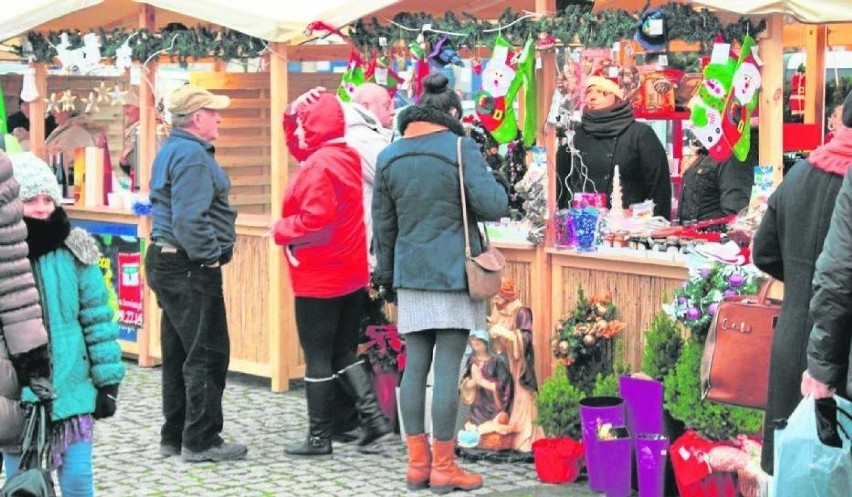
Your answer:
[108,85,128,106]
[337,49,366,102]
[115,34,136,72]
[427,36,463,71]
[635,9,667,53]
[94,81,109,103]
[535,31,556,52]
[44,92,61,114]
[20,67,39,102]
[475,35,522,144]
[81,32,102,73]
[365,53,401,97]
[80,91,99,114]
[58,90,77,112]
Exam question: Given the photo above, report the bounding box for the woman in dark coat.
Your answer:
[373,73,508,493]
[752,90,852,474]
[556,76,671,218]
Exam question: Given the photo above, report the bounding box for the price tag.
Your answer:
[378,37,387,47]
[647,18,664,36]
[493,45,509,66]
[658,54,668,67]
[711,42,731,65]
[422,24,432,32]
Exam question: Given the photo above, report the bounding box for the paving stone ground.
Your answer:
[2,362,601,496]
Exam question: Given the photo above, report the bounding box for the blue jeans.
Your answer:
[145,244,230,452]
[4,440,94,497]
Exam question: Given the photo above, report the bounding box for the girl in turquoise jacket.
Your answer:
[3,153,125,497]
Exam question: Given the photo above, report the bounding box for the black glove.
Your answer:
[12,344,52,384]
[94,385,119,420]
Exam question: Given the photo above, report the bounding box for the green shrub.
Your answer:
[591,373,620,398]
[642,312,683,382]
[535,362,585,439]
[663,339,763,441]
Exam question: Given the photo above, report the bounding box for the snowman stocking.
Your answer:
[689,35,738,161]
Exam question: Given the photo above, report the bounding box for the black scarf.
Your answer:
[580,99,635,138]
[25,207,71,261]
[396,105,466,137]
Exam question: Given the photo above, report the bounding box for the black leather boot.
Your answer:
[337,362,394,453]
[285,378,334,457]
[332,381,360,443]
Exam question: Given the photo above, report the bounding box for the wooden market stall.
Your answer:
[4,0,849,391]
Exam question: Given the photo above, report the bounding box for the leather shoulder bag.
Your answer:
[456,137,505,301]
[700,277,780,410]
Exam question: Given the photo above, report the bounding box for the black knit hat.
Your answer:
[843,89,852,128]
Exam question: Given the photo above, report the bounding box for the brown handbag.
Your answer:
[700,278,781,410]
[456,137,505,301]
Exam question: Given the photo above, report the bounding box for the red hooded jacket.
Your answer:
[275,93,368,298]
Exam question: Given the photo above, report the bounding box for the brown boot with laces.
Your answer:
[406,434,432,490]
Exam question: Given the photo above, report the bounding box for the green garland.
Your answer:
[14,2,763,66]
[350,3,764,51]
[16,25,266,66]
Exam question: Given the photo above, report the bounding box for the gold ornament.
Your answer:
[558,341,570,355]
[44,92,61,113]
[94,81,110,103]
[58,90,77,112]
[80,91,99,114]
[583,334,596,346]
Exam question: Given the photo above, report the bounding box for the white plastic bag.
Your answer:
[773,395,852,497]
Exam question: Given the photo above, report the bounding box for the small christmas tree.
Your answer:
[606,165,626,231]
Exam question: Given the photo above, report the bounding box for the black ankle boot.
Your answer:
[285,378,334,457]
[337,362,394,452]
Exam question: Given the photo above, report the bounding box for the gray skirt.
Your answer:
[396,289,487,334]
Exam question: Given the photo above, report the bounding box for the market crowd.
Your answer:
[1,71,850,497]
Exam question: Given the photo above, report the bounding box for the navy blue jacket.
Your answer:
[372,106,508,291]
[150,128,237,264]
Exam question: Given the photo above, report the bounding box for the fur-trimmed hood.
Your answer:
[397,105,465,138]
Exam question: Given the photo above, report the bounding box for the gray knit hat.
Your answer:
[11,153,62,205]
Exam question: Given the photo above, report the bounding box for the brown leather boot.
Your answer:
[406,434,432,490]
[429,439,483,494]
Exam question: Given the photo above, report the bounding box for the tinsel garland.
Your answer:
[16,24,266,66]
[350,3,764,51]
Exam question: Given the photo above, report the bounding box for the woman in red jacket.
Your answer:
[274,92,391,457]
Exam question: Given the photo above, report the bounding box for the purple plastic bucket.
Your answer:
[579,396,625,491]
[636,434,669,497]
[619,376,664,437]
[598,427,632,497]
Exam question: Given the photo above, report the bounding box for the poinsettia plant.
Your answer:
[667,262,763,342]
[552,286,626,393]
[362,324,406,373]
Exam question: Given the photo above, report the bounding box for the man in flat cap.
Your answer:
[145,85,245,463]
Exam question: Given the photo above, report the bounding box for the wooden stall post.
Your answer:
[267,42,296,392]
[535,0,557,381]
[137,3,158,367]
[29,63,48,159]
[804,24,827,127]
[759,13,785,185]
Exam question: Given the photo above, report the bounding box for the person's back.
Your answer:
[376,114,507,292]
[752,93,852,474]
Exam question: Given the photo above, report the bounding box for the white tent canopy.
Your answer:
[135,0,400,42]
[0,0,402,43]
[0,0,102,43]
[692,0,852,24]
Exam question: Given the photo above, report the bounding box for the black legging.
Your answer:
[294,290,363,379]
[399,328,470,441]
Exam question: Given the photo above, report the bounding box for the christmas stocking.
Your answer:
[338,49,366,102]
[20,67,39,103]
[726,35,762,161]
[517,36,537,147]
[475,35,521,144]
[689,35,738,161]
[365,54,401,98]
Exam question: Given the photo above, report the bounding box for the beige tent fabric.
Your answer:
[0,0,102,42]
[692,0,852,24]
[135,0,401,42]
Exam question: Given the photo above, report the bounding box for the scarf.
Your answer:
[25,207,71,260]
[580,99,635,138]
[396,105,466,137]
[808,126,852,176]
